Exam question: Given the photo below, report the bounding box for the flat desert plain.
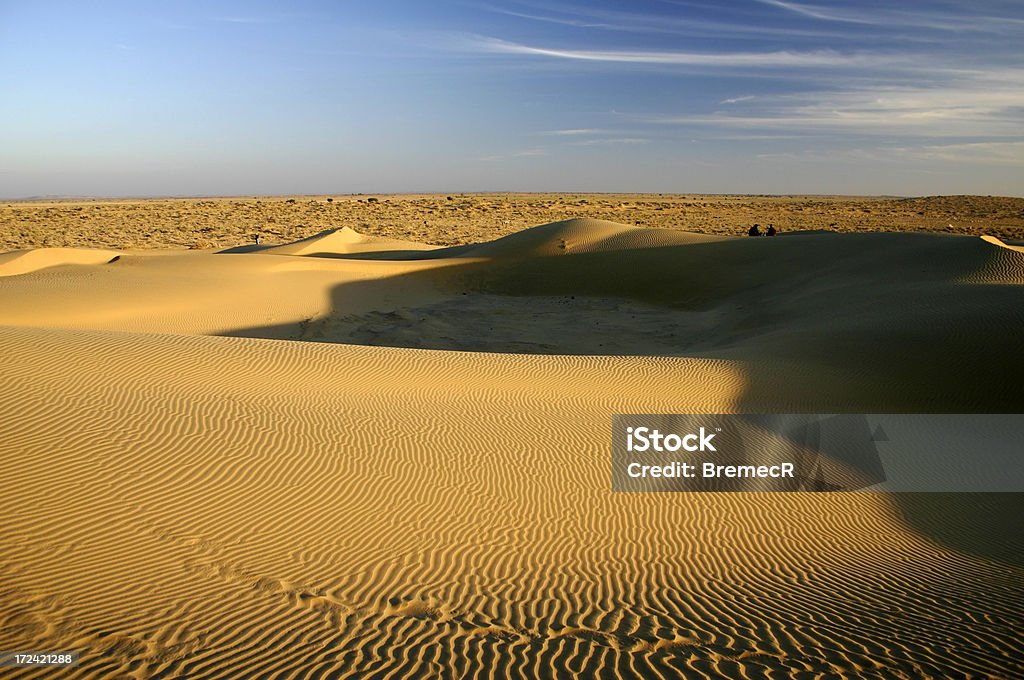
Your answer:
[3,193,1024,251]
[1,195,1022,678]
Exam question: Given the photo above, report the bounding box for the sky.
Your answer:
[1,0,1022,197]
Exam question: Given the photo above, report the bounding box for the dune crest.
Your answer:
[0,246,122,277]
[963,234,1024,284]
[254,226,440,258]
[454,217,731,258]
[981,233,1024,253]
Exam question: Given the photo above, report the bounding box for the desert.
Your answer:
[6,0,1024,674]
[4,193,1023,253]
[1,197,1022,678]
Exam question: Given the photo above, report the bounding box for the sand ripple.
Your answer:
[1,325,1021,678]
[1,220,1022,678]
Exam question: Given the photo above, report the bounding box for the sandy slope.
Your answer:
[1,219,1022,678]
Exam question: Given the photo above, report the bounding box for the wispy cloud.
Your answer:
[478,147,550,162]
[571,138,650,146]
[472,1,859,40]
[752,0,1024,33]
[537,128,651,145]
[447,2,1022,162]
[543,128,606,136]
[753,0,872,24]
[900,141,1024,165]
[755,141,1024,166]
[468,35,892,68]
[473,4,617,31]
[654,70,1024,138]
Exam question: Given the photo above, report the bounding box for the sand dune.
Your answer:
[0,247,122,277]
[446,217,731,258]
[1,219,1022,678]
[251,226,441,258]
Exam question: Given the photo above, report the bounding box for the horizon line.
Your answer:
[9,191,1020,202]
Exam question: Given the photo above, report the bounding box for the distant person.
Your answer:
[766,225,777,236]
[748,224,761,237]
[254,233,261,245]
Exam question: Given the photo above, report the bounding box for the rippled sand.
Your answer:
[1,218,1022,678]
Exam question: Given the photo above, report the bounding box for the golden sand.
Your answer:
[1,215,1022,677]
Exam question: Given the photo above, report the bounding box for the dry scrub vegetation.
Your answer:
[2,193,1023,251]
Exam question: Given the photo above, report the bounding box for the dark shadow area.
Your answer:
[217,244,465,260]
[888,493,1024,567]
[215,231,1024,565]
[217,244,273,254]
[277,249,458,261]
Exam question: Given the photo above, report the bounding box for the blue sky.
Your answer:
[1,0,1022,197]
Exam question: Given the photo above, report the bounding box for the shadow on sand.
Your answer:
[216,231,1024,566]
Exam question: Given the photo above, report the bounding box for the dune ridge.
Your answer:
[253,226,441,258]
[1,219,1022,678]
[446,218,731,258]
[0,247,122,277]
